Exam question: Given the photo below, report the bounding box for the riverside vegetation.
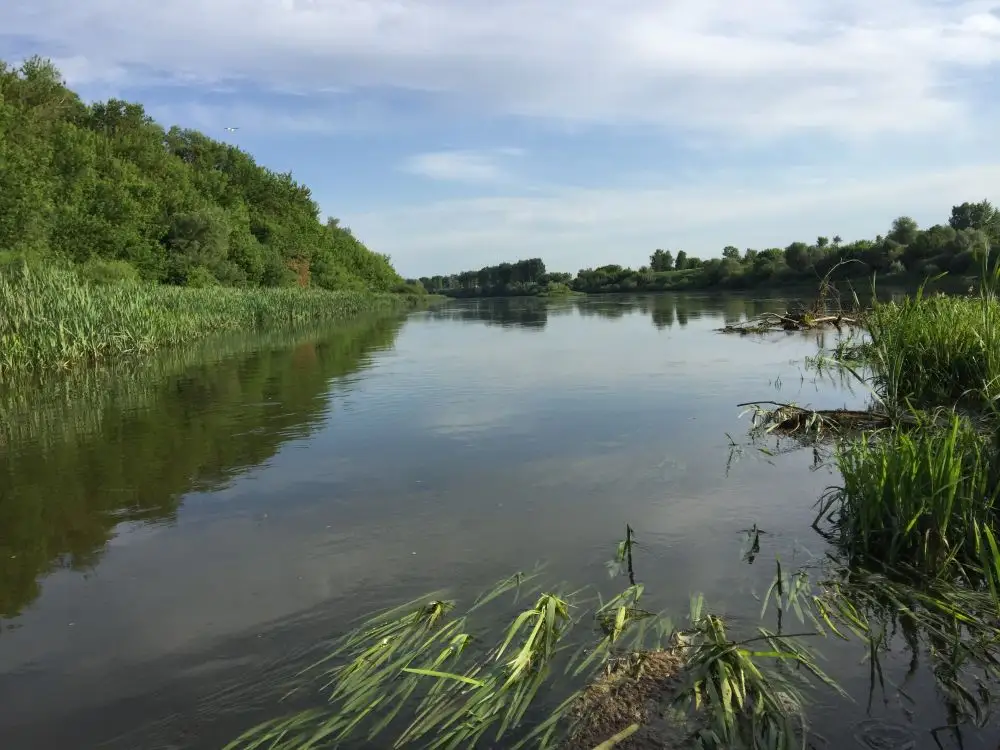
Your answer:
[0,57,431,375]
[419,201,1000,297]
[225,257,1000,749]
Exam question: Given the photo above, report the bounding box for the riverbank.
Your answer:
[0,262,439,376]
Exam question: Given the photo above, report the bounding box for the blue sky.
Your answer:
[3,0,1000,278]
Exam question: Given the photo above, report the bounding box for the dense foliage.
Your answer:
[0,57,405,292]
[421,201,1000,296]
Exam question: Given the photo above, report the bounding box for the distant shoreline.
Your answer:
[431,270,976,300]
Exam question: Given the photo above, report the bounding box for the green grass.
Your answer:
[0,262,424,375]
[850,268,1000,409]
[815,412,1000,576]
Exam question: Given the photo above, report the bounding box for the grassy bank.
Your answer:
[858,290,1000,409]
[0,262,433,376]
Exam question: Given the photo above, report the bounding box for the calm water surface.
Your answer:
[0,293,995,749]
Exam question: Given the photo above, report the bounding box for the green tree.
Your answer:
[949,200,1000,240]
[650,248,674,271]
[0,57,404,292]
[784,242,811,272]
[674,250,688,270]
[888,216,920,246]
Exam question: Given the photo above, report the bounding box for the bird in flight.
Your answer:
[225,126,239,132]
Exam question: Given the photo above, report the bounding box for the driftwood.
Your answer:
[719,311,861,335]
[719,264,868,334]
[737,401,938,443]
[738,401,905,439]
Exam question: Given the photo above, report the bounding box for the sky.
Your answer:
[3,0,1000,278]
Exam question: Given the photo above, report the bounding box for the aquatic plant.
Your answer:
[837,257,1000,410]
[223,573,588,750]
[225,532,842,750]
[815,411,1000,576]
[0,263,424,375]
[770,559,1000,741]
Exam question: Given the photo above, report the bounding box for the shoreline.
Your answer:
[0,263,443,377]
[430,271,977,301]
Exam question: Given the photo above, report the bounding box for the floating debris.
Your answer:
[738,401,898,439]
[719,311,862,335]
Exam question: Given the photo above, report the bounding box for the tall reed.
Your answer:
[0,263,419,375]
[860,260,1000,409]
[816,412,1000,575]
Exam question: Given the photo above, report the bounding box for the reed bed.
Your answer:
[850,272,1000,409]
[0,263,418,375]
[816,412,1000,576]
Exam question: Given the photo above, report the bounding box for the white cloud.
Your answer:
[401,149,519,183]
[8,0,1000,276]
[4,0,1000,139]
[341,163,1000,275]
[145,101,374,136]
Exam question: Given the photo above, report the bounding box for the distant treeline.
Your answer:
[417,201,1000,296]
[0,57,418,294]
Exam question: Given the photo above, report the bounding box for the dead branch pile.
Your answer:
[719,262,868,334]
[719,310,861,334]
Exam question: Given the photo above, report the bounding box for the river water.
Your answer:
[0,293,995,749]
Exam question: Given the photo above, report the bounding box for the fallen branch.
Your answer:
[737,401,901,438]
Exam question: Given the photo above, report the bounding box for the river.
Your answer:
[0,293,995,749]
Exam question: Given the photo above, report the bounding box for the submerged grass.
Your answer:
[226,532,846,750]
[0,262,428,375]
[771,561,1000,739]
[222,523,1000,749]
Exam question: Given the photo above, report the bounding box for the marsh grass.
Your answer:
[816,411,1000,576]
[828,257,1000,410]
[0,262,421,375]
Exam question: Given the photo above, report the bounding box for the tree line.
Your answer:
[418,200,1000,296]
[0,57,413,293]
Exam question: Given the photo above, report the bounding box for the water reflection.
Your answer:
[423,292,802,331]
[425,297,558,329]
[0,317,405,620]
[2,292,961,750]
